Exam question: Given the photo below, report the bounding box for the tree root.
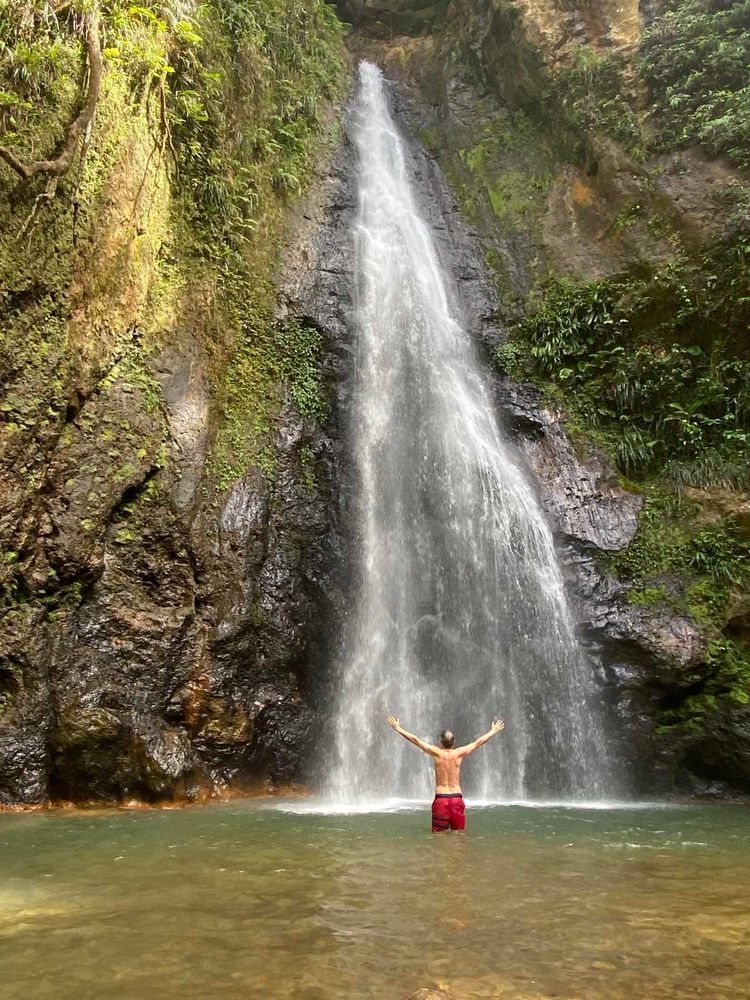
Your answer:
[19,178,59,238]
[0,12,102,185]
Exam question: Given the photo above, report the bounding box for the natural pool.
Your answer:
[1,800,748,999]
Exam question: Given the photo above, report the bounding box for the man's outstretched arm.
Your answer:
[457,718,505,756]
[387,715,440,757]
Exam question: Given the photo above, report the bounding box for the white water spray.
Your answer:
[326,62,616,804]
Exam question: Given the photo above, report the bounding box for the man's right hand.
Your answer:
[491,718,505,734]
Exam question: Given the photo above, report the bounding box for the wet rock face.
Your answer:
[500,380,642,551]
[335,1,449,35]
[0,133,354,807]
[0,609,52,804]
[688,707,750,793]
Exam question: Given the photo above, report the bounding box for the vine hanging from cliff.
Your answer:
[0,7,102,198]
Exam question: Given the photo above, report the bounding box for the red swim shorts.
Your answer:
[431,793,465,832]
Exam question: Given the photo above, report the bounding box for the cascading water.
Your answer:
[326,61,617,805]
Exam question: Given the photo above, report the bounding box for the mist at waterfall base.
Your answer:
[319,62,620,810]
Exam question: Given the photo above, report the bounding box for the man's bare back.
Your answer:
[387,716,505,793]
[432,749,466,794]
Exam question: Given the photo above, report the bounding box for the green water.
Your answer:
[1,801,749,999]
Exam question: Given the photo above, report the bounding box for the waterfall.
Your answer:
[325,61,616,804]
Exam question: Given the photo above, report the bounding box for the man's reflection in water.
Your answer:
[436,834,471,932]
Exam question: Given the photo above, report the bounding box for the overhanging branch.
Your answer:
[0,13,102,183]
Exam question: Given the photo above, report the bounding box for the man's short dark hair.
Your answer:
[440,729,455,749]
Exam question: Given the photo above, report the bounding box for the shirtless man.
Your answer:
[387,715,505,832]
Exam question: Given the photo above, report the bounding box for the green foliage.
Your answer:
[0,0,345,276]
[166,0,344,266]
[492,337,527,375]
[686,577,730,627]
[605,493,695,582]
[160,0,343,491]
[641,0,750,165]
[706,636,750,706]
[520,278,621,374]
[297,442,317,494]
[606,493,750,730]
[657,635,750,734]
[0,0,346,625]
[441,102,555,239]
[212,316,329,492]
[99,329,164,413]
[626,584,670,607]
[511,227,750,485]
[276,319,329,422]
[663,448,750,493]
[690,520,750,585]
[0,0,79,143]
[554,46,643,156]
[0,0,344,499]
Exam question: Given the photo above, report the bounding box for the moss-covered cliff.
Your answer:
[340,0,750,793]
[0,0,348,804]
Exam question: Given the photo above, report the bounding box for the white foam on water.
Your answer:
[268,797,677,816]
[270,797,427,816]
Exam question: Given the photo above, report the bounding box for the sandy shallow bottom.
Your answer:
[1,800,749,999]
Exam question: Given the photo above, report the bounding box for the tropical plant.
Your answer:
[641,0,750,165]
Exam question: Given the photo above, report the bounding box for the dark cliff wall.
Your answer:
[0,1,349,805]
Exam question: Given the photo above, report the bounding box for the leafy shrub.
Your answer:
[521,278,622,373]
[641,0,750,165]
[274,319,329,422]
[605,493,696,582]
[554,46,643,156]
[514,237,750,485]
[690,521,750,585]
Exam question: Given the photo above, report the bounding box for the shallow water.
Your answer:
[1,801,749,999]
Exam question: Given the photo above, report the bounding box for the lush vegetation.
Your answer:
[552,46,643,158]
[0,0,344,247]
[607,493,750,732]
[497,194,750,490]
[0,0,344,505]
[641,0,750,166]
[214,315,329,490]
[534,1,750,168]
